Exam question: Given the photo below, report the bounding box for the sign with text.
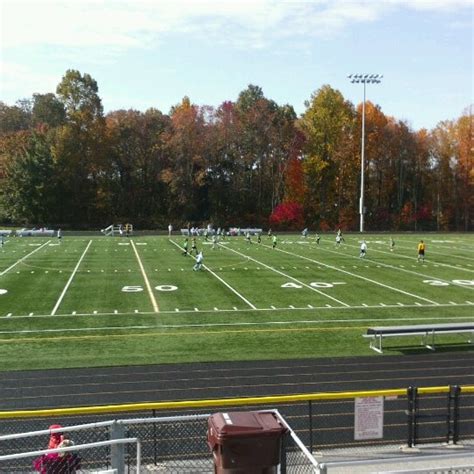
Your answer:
[354,396,384,440]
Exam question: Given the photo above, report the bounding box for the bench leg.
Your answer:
[370,335,383,354]
[423,331,436,351]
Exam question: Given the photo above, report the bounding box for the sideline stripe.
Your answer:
[169,239,257,309]
[1,314,473,336]
[3,301,472,319]
[51,240,93,316]
[220,244,350,307]
[131,240,159,313]
[0,241,51,277]
[270,244,438,305]
[0,325,374,343]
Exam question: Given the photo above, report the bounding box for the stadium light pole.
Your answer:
[348,73,383,233]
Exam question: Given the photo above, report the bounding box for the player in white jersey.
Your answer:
[193,251,204,271]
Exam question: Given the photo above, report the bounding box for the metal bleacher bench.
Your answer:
[364,322,474,353]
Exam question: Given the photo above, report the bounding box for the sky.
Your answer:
[1,0,472,130]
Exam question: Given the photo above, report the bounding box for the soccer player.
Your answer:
[191,237,198,256]
[57,228,62,243]
[0,234,4,248]
[168,223,173,237]
[257,233,262,244]
[359,240,367,258]
[246,231,251,244]
[417,240,426,263]
[302,228,308,238]
[390,237,395,252]
[267,228,272,238]
[212,234,218,250]
[315,233,321,245]
[335,234,341,247]
[182,238,189,256]
[272,234,277,249]
[193,251,204,271]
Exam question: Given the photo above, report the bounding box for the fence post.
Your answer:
[110,421,126,474]
[280,432,288,474]
[407,386,418,448]
[152,409,157,466]
[451,385,461,445]
[308,400,313,453]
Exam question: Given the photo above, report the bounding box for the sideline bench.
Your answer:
[364,322,474,353]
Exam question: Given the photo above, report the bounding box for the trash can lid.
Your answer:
[208,411,286,438]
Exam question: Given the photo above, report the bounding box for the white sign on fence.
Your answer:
[354,396,384,440]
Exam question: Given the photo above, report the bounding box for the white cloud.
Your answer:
[0,62,59,98]
[1,0,471,53]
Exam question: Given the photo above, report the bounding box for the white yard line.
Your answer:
[3,301,473,320]
[169,239,257,309]
[131,240,159,313]
[269,244,438,305]
[1,313,473,336]
[0,241,51,277]
[345,241,474,275]
[220,244,350,307]
[51,240,93,316]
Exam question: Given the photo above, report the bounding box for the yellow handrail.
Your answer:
[0,385,472,420]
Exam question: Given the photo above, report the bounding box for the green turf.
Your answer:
[0,233,472,371]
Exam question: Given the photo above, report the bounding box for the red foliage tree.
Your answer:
[269,201,304,229]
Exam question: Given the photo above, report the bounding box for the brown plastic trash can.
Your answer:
[208,411,288,474]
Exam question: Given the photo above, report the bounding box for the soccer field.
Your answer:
[0,233,473,371]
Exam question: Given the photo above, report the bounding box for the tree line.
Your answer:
[0,69,471,231]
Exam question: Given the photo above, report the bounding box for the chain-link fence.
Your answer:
[0,411,317,473]
[1,386,472,472]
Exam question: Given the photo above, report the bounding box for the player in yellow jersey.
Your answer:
[417,240,426,263]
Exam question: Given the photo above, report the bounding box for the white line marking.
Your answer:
[222,244,350,307]
[0,241,51,277]
[131,239,159,313]
[169,239,257,309]
[4,301,473,319]
[51,240,92,316]
[4,314,474,336]
[269,244,439,305]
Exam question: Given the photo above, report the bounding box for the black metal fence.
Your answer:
[0,385,473,472]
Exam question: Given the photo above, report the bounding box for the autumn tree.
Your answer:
[3,131,58,224]
[299,85,357,228]
[105,108,170,225]
[53,69,106,224]
[162,97,209,222]
[31,93,66,128]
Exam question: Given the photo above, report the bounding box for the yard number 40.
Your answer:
[423,279,474,286]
